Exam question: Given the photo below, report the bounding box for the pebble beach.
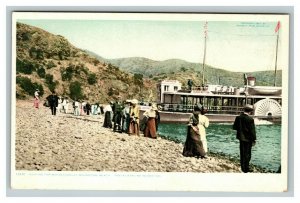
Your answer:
[14,100,260,173]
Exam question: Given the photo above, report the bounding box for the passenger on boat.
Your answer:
[128,99,140,136]
[233,104,257,173]
[143,104,159,139]
[182,104,207,159]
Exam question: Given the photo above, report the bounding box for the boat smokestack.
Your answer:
[247,76,256,86]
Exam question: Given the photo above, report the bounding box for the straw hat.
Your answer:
[244,104,254,111]
[131,99,138,104]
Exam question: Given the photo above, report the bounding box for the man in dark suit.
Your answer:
[233,104,257,173]
[46,91,59,115]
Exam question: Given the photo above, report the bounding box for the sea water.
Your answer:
[158,123,281,172]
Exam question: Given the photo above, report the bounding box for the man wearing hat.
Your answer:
[112,95,124,132]
[233,104,257,173]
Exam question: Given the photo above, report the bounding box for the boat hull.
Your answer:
[139,110,281,124]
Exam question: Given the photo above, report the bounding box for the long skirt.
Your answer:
[182,126,206,158]
[33,98,39,108]
[144,118,157,139]
[103,111,112,128]
[122,114,130,133]
[128,119,139,136]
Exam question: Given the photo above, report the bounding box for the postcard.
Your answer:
[11,12,289,192]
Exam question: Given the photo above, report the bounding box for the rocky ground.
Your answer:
[14,100,260,173]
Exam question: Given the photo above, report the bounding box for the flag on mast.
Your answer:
[275,21,280,33]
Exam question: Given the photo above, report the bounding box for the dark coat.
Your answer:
[233,112,256,142]
[46,94,59,107]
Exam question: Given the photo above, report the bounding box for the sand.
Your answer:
[14,100,257,173]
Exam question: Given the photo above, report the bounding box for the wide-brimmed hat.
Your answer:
[244,104,254,111]
[131,99,138,104]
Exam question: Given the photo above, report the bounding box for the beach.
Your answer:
[14,100,260,173]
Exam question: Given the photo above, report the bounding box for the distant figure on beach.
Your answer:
[62,97,68,114]
[103,103,113,128]
[155,105,161,132]
[128,99,140,136]
[233,104,257,173]
[183,104,207,159]
[46,91,59,115]
[122,100,131,133]
[143,103,158,139]
[73,99,80,116]
[113,96,124,132]
[85,102,91,115]
[33,89,40,109]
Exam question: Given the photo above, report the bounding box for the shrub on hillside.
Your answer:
[69,81,84,100]
[16,58,36,74]
[61,66,74,81]
[45,74,58,92]
[87,73,97,85]
[46,60,56,69]
[16,76,44,97]
[37,66,46,78]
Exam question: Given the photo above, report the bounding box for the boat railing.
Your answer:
[160,103,244,114]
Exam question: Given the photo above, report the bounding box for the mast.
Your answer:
[202,21,208,86]
[274,21,280,87]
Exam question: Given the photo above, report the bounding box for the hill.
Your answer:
[90,55,282,87]
[15,22,156,103]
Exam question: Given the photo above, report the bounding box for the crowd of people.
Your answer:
[33,90,257,173]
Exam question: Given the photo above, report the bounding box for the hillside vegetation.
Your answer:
[16,22,282,104]
[16,22,156,103]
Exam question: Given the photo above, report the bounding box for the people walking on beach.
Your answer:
[128,99,140,136]
[143,103,158,139]
[122,100,131,133]
[103,103,113,128]
[233,104,257,173]
[46,91,59,115]
[113,96,124,132]
[183,104,206,159]
[33,89,40,109]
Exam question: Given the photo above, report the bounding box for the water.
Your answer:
[158,123,281,172]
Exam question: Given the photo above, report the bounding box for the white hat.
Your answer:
[131,99,138,104]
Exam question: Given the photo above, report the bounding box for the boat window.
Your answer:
[164,85,169,91]
[174,86,178,91]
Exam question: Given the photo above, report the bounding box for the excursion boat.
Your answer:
[140,21,283,124]
[140,79,282,124]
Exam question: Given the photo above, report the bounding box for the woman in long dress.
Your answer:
[198,107,209,153]
[128,99,140,136]
[143,104,158,139]
[182,104,207,158]
[33,89,39,109]
[103,103,113,128]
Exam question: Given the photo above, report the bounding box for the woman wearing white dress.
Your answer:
[198,107,209,153]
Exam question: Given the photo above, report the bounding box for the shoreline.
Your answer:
[14,100,267,173]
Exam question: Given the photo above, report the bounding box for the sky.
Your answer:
[18,19,285,72]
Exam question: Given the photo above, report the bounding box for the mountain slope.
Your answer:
[16,22,156,103]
